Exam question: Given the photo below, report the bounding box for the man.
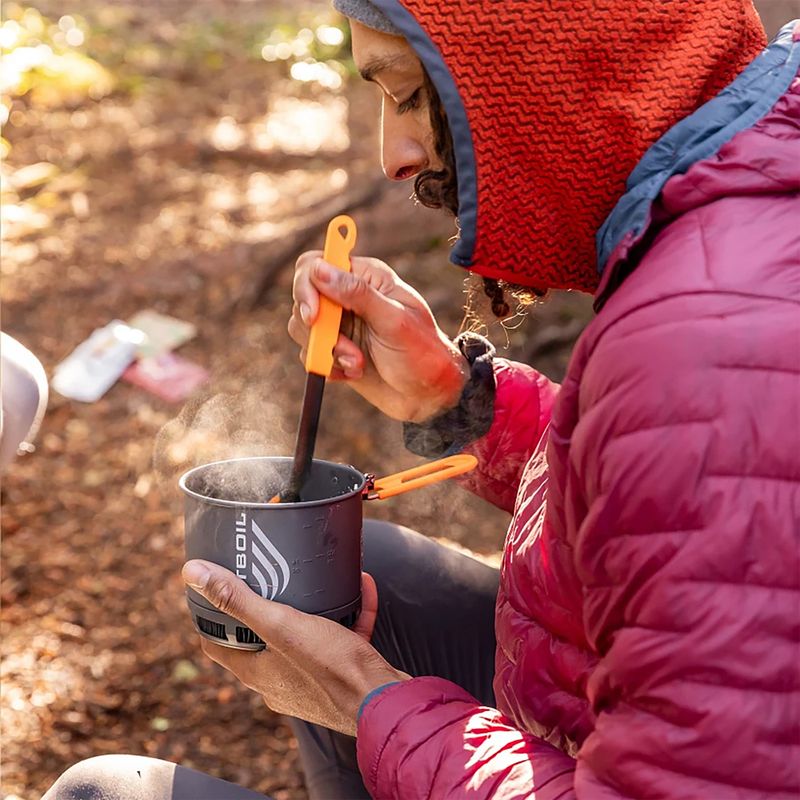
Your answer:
[46,1,800,798]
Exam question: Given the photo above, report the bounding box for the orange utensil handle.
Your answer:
[367,454,478,500]
[305,215,357,377]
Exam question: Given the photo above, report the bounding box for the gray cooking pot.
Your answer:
[180,453,476,650]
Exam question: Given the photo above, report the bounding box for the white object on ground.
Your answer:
[51,320,144,403]
[0,333,49,469]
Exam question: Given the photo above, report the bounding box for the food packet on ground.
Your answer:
[122,352,208,404]
[52,321,143,402]
[128,310,196,359]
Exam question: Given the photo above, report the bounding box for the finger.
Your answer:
[199,639,271,695]
[199,632,272,665]
[199,637,255,672]
[348,256,398,289]
[328,363,369,382]
[290,316,361,373]
[311,260,404,323]
[332,334,364,378]
[183,560,293,641]
[299,337,363,379]
[287,309,309,349]
[352,572,378,641]
[293,250,323,325]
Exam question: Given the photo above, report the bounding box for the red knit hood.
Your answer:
[369,0,765,292]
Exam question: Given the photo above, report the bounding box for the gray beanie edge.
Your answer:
[332,0,403,36]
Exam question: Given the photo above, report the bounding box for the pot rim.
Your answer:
[178,455,366,509]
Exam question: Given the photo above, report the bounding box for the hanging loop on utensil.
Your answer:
[305,215,357,378]
[364,454,478,500]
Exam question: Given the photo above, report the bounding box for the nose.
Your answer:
[380,98,429,181]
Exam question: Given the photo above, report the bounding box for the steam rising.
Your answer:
[154,387,293,501]
[185,458,286,504]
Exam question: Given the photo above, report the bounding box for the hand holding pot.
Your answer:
[183,560,406,737]
[289,252,467,422]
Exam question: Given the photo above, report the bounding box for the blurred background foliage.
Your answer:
[1,1,353,154]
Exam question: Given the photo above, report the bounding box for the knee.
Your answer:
[42,755,143,800]
[362,519,440,598]
[362,519,412,581]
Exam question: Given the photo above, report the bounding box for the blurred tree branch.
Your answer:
[244,172,386,309]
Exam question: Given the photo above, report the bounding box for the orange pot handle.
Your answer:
[305,215,357,377]
[366,454,478,500]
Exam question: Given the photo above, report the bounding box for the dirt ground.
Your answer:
[0,2,793,798]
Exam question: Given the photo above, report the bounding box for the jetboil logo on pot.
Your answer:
[235,510,291,600]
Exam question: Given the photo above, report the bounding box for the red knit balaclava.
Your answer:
[369,0,766,292]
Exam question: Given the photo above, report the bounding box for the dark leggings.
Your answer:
[43,520,500,800]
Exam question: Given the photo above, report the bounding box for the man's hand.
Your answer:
[183,560,407,736]
[289,252,467,422]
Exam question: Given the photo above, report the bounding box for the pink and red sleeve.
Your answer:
[458,359,559,513]
[356,678,576,800]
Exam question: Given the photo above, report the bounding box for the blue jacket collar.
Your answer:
[595,20,800,307]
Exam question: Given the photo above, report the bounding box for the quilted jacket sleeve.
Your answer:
[357,677,577,799]
[458,359,559,513]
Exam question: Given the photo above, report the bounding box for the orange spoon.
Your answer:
[276,215,357,503]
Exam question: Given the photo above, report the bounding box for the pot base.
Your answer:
[187,593,362,651]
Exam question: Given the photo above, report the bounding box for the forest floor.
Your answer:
[2,0,788,797]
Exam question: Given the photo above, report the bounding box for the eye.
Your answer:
[396,87,423,114]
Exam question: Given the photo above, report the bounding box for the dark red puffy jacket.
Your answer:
[356,10,800,799]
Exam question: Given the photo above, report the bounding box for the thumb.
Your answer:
[352,571,378,641]
[183,559,286,636]
[311,260,403,323]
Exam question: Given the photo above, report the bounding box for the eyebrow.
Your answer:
[358,53,412,82]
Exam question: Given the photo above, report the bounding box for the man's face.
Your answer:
[350,20,438,182]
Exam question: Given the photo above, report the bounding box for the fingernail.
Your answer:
[300,303,312,324]
[183,562,210,590]
[338,355,356,370]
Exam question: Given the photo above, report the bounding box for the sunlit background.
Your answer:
[1,1,796,798]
